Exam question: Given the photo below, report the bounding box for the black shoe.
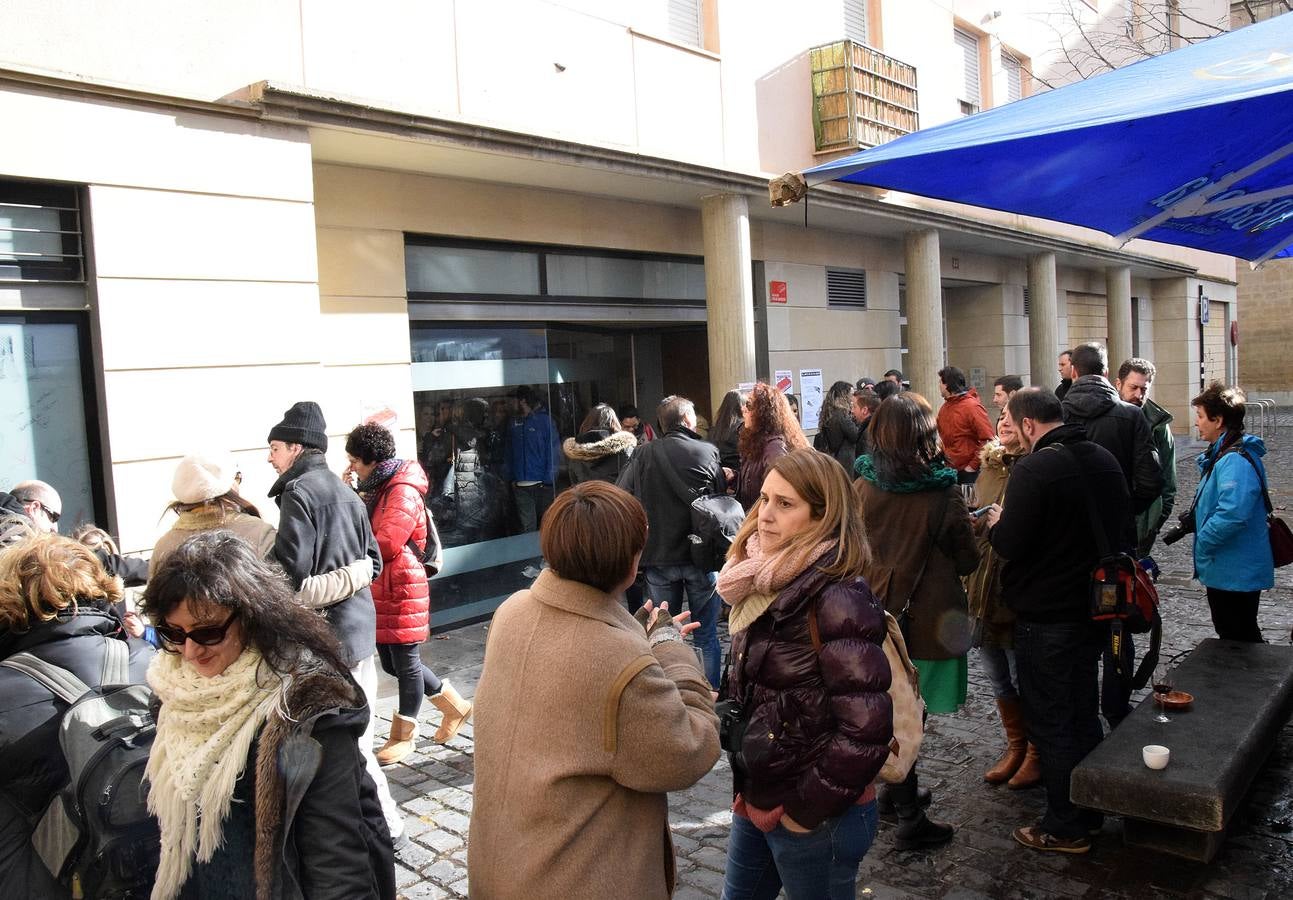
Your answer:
[894,813,955,851]
[877,784,931,815]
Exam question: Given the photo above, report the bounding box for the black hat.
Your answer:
[268,401,328,451]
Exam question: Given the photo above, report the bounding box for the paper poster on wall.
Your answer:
[774,370,793,393]
[737,381,756,393]
[799,368,823,428]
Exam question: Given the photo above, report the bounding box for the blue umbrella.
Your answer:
[802,14,1293,263]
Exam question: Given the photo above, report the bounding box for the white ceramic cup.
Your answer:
[1143,745,1170,770]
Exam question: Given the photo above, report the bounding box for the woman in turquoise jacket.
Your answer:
[1190,383,1274,642]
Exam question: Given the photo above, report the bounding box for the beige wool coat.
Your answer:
[468,569,720,900]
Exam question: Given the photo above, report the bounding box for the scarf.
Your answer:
[853,454,958,493]
[145,649,285,900]
[357,458,403,513]
[716,530,835,634]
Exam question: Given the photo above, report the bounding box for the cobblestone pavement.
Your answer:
[376,412,1293,899]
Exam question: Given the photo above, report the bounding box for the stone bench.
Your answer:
[1070,638,1293,862]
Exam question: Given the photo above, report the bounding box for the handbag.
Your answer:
[1236,449,1293,568]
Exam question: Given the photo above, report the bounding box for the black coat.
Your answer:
[989,424,1130,623]
[0,606,155,898]
[1062,376,1162,528]
[816,412,861,473]
[169,664,396,900]
[617,427,724,567]
[270,451,383,667]
[728,561,892,828]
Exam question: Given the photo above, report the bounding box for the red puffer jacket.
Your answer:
[370,460,431,644]
[727,558,893,828]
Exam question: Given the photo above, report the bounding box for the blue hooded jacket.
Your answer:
[1193,432,1274,592]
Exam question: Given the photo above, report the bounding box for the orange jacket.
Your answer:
[937,389,995,471]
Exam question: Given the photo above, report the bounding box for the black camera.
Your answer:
[1161,509,1197,546]
[716,699,747,755]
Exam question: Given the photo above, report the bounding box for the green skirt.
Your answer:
[912,656,968,715]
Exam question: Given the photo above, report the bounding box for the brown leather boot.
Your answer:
[375,713,419,766]
[1008,743,1042,789]
[430,680,473,743]
[984,698,1028,784]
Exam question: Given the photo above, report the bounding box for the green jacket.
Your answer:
[1136,398,1176,555]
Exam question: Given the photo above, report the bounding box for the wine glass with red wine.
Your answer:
[1152,667,1174,723]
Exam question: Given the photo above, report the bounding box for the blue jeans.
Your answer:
[643,564,721,687]
[1015,620,1105,839]
[977,645,1018,700]
[722,802,879,900]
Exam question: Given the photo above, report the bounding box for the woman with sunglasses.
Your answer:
[142,530,396,900]
[0,533,156,897]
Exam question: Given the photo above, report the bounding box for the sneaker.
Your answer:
[1013,825,1091,855]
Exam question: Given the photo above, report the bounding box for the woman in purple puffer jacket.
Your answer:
[718,448,893,900]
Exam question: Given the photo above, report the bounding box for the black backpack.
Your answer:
[1,638,158,899]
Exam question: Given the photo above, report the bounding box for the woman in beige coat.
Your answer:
[468,480,720,899]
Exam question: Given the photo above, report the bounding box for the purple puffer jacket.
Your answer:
[727,561,893,828]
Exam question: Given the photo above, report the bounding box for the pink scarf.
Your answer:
[717,530,835,609]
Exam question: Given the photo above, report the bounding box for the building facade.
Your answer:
[2,0,1236,626]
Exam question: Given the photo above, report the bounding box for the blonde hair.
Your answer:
[72,524,120,557]
[729,448,870,579]
[0,533,123,631]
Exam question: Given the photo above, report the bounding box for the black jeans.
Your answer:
[1015,620,1105,839]
[1206,587,1264,642]
[377,642,444,718]
[513,482,555,533]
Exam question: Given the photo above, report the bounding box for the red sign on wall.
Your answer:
[769,281,788,304]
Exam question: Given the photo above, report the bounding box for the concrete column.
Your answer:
[1028,251,1059,391]
[1106,265,1134,372]
[904,229,945,406]
[701,194,756,416]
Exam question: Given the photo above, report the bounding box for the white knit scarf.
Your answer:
[145,648,285,900]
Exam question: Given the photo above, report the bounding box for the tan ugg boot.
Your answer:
[429,681,473,743]
[376,714,419,766]
[984,698,1028,784]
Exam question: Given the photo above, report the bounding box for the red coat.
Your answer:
[370,460,431,644]
[937,389,994,471]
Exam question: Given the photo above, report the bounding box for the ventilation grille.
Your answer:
[827,267,868,308]
[1023,286,1031,316]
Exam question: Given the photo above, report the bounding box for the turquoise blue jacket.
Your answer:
[1193,432,1274,592]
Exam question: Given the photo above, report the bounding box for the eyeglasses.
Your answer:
[36,503,61,525]
[155,611,240,651]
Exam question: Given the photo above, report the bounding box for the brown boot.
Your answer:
[430,681,473,743]
[1008,743,1042,789]
[375,713,419,766]
[984,698,1028,784]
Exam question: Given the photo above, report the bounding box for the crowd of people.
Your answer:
[0,341,1278,898]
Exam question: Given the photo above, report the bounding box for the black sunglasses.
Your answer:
[155,610,240,651]
[30,501,60,524]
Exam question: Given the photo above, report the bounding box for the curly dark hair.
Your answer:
[344,423,397,464]
[141,530,349,679]
[738,382,811,461]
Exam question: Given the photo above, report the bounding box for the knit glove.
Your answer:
[634,604,683,645]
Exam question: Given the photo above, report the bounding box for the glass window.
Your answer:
[405,244,540,295]
[0,316,96,530]
[411,325,635,628]
[545,254,706,300]
[0,178,83,283]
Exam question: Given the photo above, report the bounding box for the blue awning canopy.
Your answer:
[802,15,1293,263]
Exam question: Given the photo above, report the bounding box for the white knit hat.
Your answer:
[172,453,237,505]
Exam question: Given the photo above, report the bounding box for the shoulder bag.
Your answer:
[1236,449,1293,568]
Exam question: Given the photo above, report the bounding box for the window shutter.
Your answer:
[667,0,701,47]
[954,28,981,109]
[844,0,869,45]
[826,267,868,309]
[1003,51,1022,103]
